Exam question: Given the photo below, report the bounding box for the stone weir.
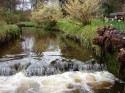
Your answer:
[0,58,105,76]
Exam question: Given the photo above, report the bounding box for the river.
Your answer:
[0,27,124,93]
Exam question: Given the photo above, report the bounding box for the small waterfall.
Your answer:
[25,58,106,76]
[25,66,57,76]
[0,62,31,76]
[22,36,34,53]
[0,67,16,76]
[0,58,105,76]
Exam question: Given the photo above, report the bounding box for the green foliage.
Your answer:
[53,18,125,77]
[105,52,119,77]
[54,20,96,48]
[0,20,20,36]
[63,0,99,25]
[54,18,125,54]
[102,2,114,16]
[6,14,20,24]
[8,25,20,34]
[0,20,7,32]
[0,24,20,34]
[101,0,125,16]
[31,1,63,28]
[18,11,31,22]
[17,21,37,27]
[5,11,31,24]
[0,7,31,24]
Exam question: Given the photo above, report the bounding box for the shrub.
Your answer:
[4,11,20,24]
[31,1,63,27]
[18,10,31,21]
[63,0,99,25]
[0,8,31,24]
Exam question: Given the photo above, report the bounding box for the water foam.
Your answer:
[0,71,117,93]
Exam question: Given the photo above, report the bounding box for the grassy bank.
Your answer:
[53,19,125,50]
[17,21,37,27]
[53,19,125,76]
[0,22,20,44]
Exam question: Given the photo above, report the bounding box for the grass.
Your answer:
[0,24,20,34]
[17,21,37,27]
[0,20,20,43]
[105,52,119,76]
[54,19,125,48]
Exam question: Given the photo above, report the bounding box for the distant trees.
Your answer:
[0,0,32,23]
[0,0,20,11]
[102,0,125,16]
[29,0,45,9]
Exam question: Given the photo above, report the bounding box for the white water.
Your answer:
[0,71,117,93]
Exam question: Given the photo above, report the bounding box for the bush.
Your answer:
[18,10,31,21]
[0,20,7,32]
[0,8,31,24]
[31,1,63,28]
[63,0,99,25]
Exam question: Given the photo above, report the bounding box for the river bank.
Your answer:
[0,24,20,45]
[0,19,125,77]
[52,19,125,77]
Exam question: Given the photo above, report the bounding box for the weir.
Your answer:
[0,27,124,93]
[0,58,105,76]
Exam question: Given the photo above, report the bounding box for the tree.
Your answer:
[64,0,99,25]
[0,0,20,11]
[29,0,45,9]
[31,0,63,27]
[102,0,125,15]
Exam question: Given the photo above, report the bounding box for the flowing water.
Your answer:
[0,27,124,93]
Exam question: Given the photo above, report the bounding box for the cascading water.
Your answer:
[0,27,124,93]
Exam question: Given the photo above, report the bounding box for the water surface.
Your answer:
[0,27,124,93]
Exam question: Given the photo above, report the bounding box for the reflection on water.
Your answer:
[0,27,124,93]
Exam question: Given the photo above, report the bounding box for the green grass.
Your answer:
[17,21,37,27]
[105,52,119,76]
[54,18,125,50]
[54,19,125,48]
[93,19,125,31]
[0,24,20,34]
[0,20,20,43]
[53,19,101,48]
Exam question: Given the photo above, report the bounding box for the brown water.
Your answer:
[0,27,124,93]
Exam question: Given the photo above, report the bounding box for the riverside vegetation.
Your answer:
[53,19,125,76]
[30,0,125,77]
